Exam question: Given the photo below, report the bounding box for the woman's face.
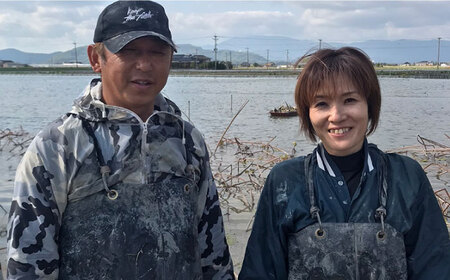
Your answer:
[309,77,369,156]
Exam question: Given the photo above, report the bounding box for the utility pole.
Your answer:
[230,51,232,67]
[266,49,269,69]
[73,42,78,68]
[319,39,322,50]
[246,47,249,66]
[195,48,198,69]
[286,49,289,68]
[437,37,441,69]
[213,34,218,70]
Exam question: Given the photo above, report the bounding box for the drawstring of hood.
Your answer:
[102,103,107,120]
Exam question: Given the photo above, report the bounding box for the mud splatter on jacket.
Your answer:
[239,141,450,280]
[7,79,234,279]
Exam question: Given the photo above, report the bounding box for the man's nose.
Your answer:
[136,53,153,71]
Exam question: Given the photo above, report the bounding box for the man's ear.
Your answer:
[87,45,102,73]
[169,50,174,69]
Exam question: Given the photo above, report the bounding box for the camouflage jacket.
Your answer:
[7,79,234,279]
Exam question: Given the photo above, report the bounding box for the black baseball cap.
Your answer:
[94,0,177,53]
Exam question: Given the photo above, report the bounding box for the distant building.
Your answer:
[61,62,90,67]
[277,64,292,69]
[0,60,28,68]
[415,61,433,66]
[171,54,210,68]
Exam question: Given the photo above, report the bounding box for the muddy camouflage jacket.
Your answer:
[7,79,234,279]
[239,141,450,280]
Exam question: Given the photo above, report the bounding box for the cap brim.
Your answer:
[103,31,177,53]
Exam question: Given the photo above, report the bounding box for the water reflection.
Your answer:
[1,75,449,153]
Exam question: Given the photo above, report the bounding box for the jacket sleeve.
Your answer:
[404,162,450,280]
[197,149,235,280]
[6,137,61,279]
[239,169,288,280]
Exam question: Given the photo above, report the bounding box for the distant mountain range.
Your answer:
[215,36,449,64]
[1,36,448,65]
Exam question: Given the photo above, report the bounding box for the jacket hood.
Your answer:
[70,78,182,123]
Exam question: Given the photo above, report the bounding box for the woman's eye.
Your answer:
[345,98,356,103]
[314,102,327,108]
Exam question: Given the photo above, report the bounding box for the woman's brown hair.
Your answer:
[294,47,381,142]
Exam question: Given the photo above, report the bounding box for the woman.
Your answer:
[239,47,450,280]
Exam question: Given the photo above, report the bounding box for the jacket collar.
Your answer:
[314,138,374,177]
[70,78,181,123]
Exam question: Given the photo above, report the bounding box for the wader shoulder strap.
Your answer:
[304,154,323,227]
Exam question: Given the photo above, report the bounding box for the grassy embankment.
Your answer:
[0,65,449,78]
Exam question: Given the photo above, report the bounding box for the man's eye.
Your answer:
[151,50,168,56]
[120,48,136,54]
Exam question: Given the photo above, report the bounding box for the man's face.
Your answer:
[93,37,173,121]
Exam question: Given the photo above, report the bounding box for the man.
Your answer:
[6,1,234,279]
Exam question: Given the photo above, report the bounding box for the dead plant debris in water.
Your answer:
[214,134,450,228]
[1,127,449,225]
[0,128,33,159]
[388,134,450,224]
[212,136,296,214]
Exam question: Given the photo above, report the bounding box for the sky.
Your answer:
[0,0,449,54]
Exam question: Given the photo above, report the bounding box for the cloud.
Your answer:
[0,1,449,53]
[171,9,298,47]
[288,1,450,43]
[0,1,104,52]
[169,1,450,47]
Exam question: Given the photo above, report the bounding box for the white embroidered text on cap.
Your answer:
[123,7,153,23]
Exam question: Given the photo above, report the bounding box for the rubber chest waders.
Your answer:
[58,119,202,280]
[287,154,407,280]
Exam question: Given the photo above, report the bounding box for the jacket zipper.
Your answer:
[141,121,149,185]
[95,103,184,185]
[98,104,151,185]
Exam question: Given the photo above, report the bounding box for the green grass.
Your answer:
[1,66,449,78]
